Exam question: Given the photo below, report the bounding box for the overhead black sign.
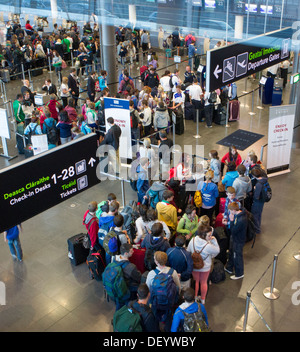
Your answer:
[206,27,292,92]
[0,134,100,233]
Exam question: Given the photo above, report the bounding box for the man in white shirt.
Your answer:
[188,78,203,122]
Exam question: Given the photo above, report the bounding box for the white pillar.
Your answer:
[234,15,244,40]
[50,0,58,24]
[129,5,136,29]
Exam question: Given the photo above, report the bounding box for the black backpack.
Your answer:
[246,211,256,248]
[208,91,217,104]
[261,181,272,203]
[169,75,174,88]
[45,123,59,145]
[144,247,156,271]
[86,248,106,281]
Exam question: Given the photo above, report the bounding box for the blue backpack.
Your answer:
[150,268,179,311]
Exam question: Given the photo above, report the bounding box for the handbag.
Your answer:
[191,238,208,270]
[218,180,226,193]
[61,60,67,69]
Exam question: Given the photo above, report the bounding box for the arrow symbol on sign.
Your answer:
[214,65,222,79]
[88,157,96,167]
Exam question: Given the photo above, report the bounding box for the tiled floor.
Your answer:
[0,48,299,332]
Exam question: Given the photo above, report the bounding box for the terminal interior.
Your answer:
[0,0,300,333]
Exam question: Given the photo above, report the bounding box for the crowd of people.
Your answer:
[83,142,271,332]
[7,17,242,156]
[4,19,273,333]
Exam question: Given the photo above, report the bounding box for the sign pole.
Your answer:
[193,109,201,139]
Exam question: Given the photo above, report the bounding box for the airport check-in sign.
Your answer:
[206,28,292,92]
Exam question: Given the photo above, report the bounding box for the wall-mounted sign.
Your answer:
[206,27,292,92]
[0,134,99,232]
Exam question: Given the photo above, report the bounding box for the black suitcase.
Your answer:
[67,233,90,266]
[175,116,184,135]
[1,69,10,83]
[86,248,106,281]
[32,68,43,77]
[184,102,195,121]
[214,106,227,125]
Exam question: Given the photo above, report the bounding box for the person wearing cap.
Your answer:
[115,243,142,301]
[83,201,100,250]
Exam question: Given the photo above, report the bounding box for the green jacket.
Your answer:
[13,100,25,123]
[176,213,198,237]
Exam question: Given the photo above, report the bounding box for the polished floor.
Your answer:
[0,48,299,332]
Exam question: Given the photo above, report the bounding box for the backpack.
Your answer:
[103,229,121,256]
[208,91,217,104]
[191,239,208,270]
[62,40,68,53]
[86,248,106,281]
[120,203,139,241]
[209,259,225,284]
[26,124,38,145]
[144,247,156,272]
[96,200,108,218]
[193,190,202,208]
[147,187,166,209]
[181,303,211,332]
[98,221,113,242]
[113,304,143,332]
[150,268,179,311]
[246,211,256,248]
[130,110,139,129]
[261,181,272,203]
[102,261,130,303]
[169,75,174,89]
[44,123,59,145]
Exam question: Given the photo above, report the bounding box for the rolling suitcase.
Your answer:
[184,101,195,121]
[32,67,43,77]
[67,233,90,266]
[229,100,240,121]
[1,69,10,83]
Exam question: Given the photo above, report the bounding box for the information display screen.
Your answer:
[0,134,100,233]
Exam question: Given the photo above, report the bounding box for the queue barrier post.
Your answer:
[225,100,230,128]
[257,85,264,110]
[193,109,201,139]
[235,291,254,332]
[294,250,300,261]
[248,89,256,116]
[263,254,280,300]
[21,63,25,81]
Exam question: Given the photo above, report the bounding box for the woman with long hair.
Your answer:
[221,145,242,175]
[187,225,220,304]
